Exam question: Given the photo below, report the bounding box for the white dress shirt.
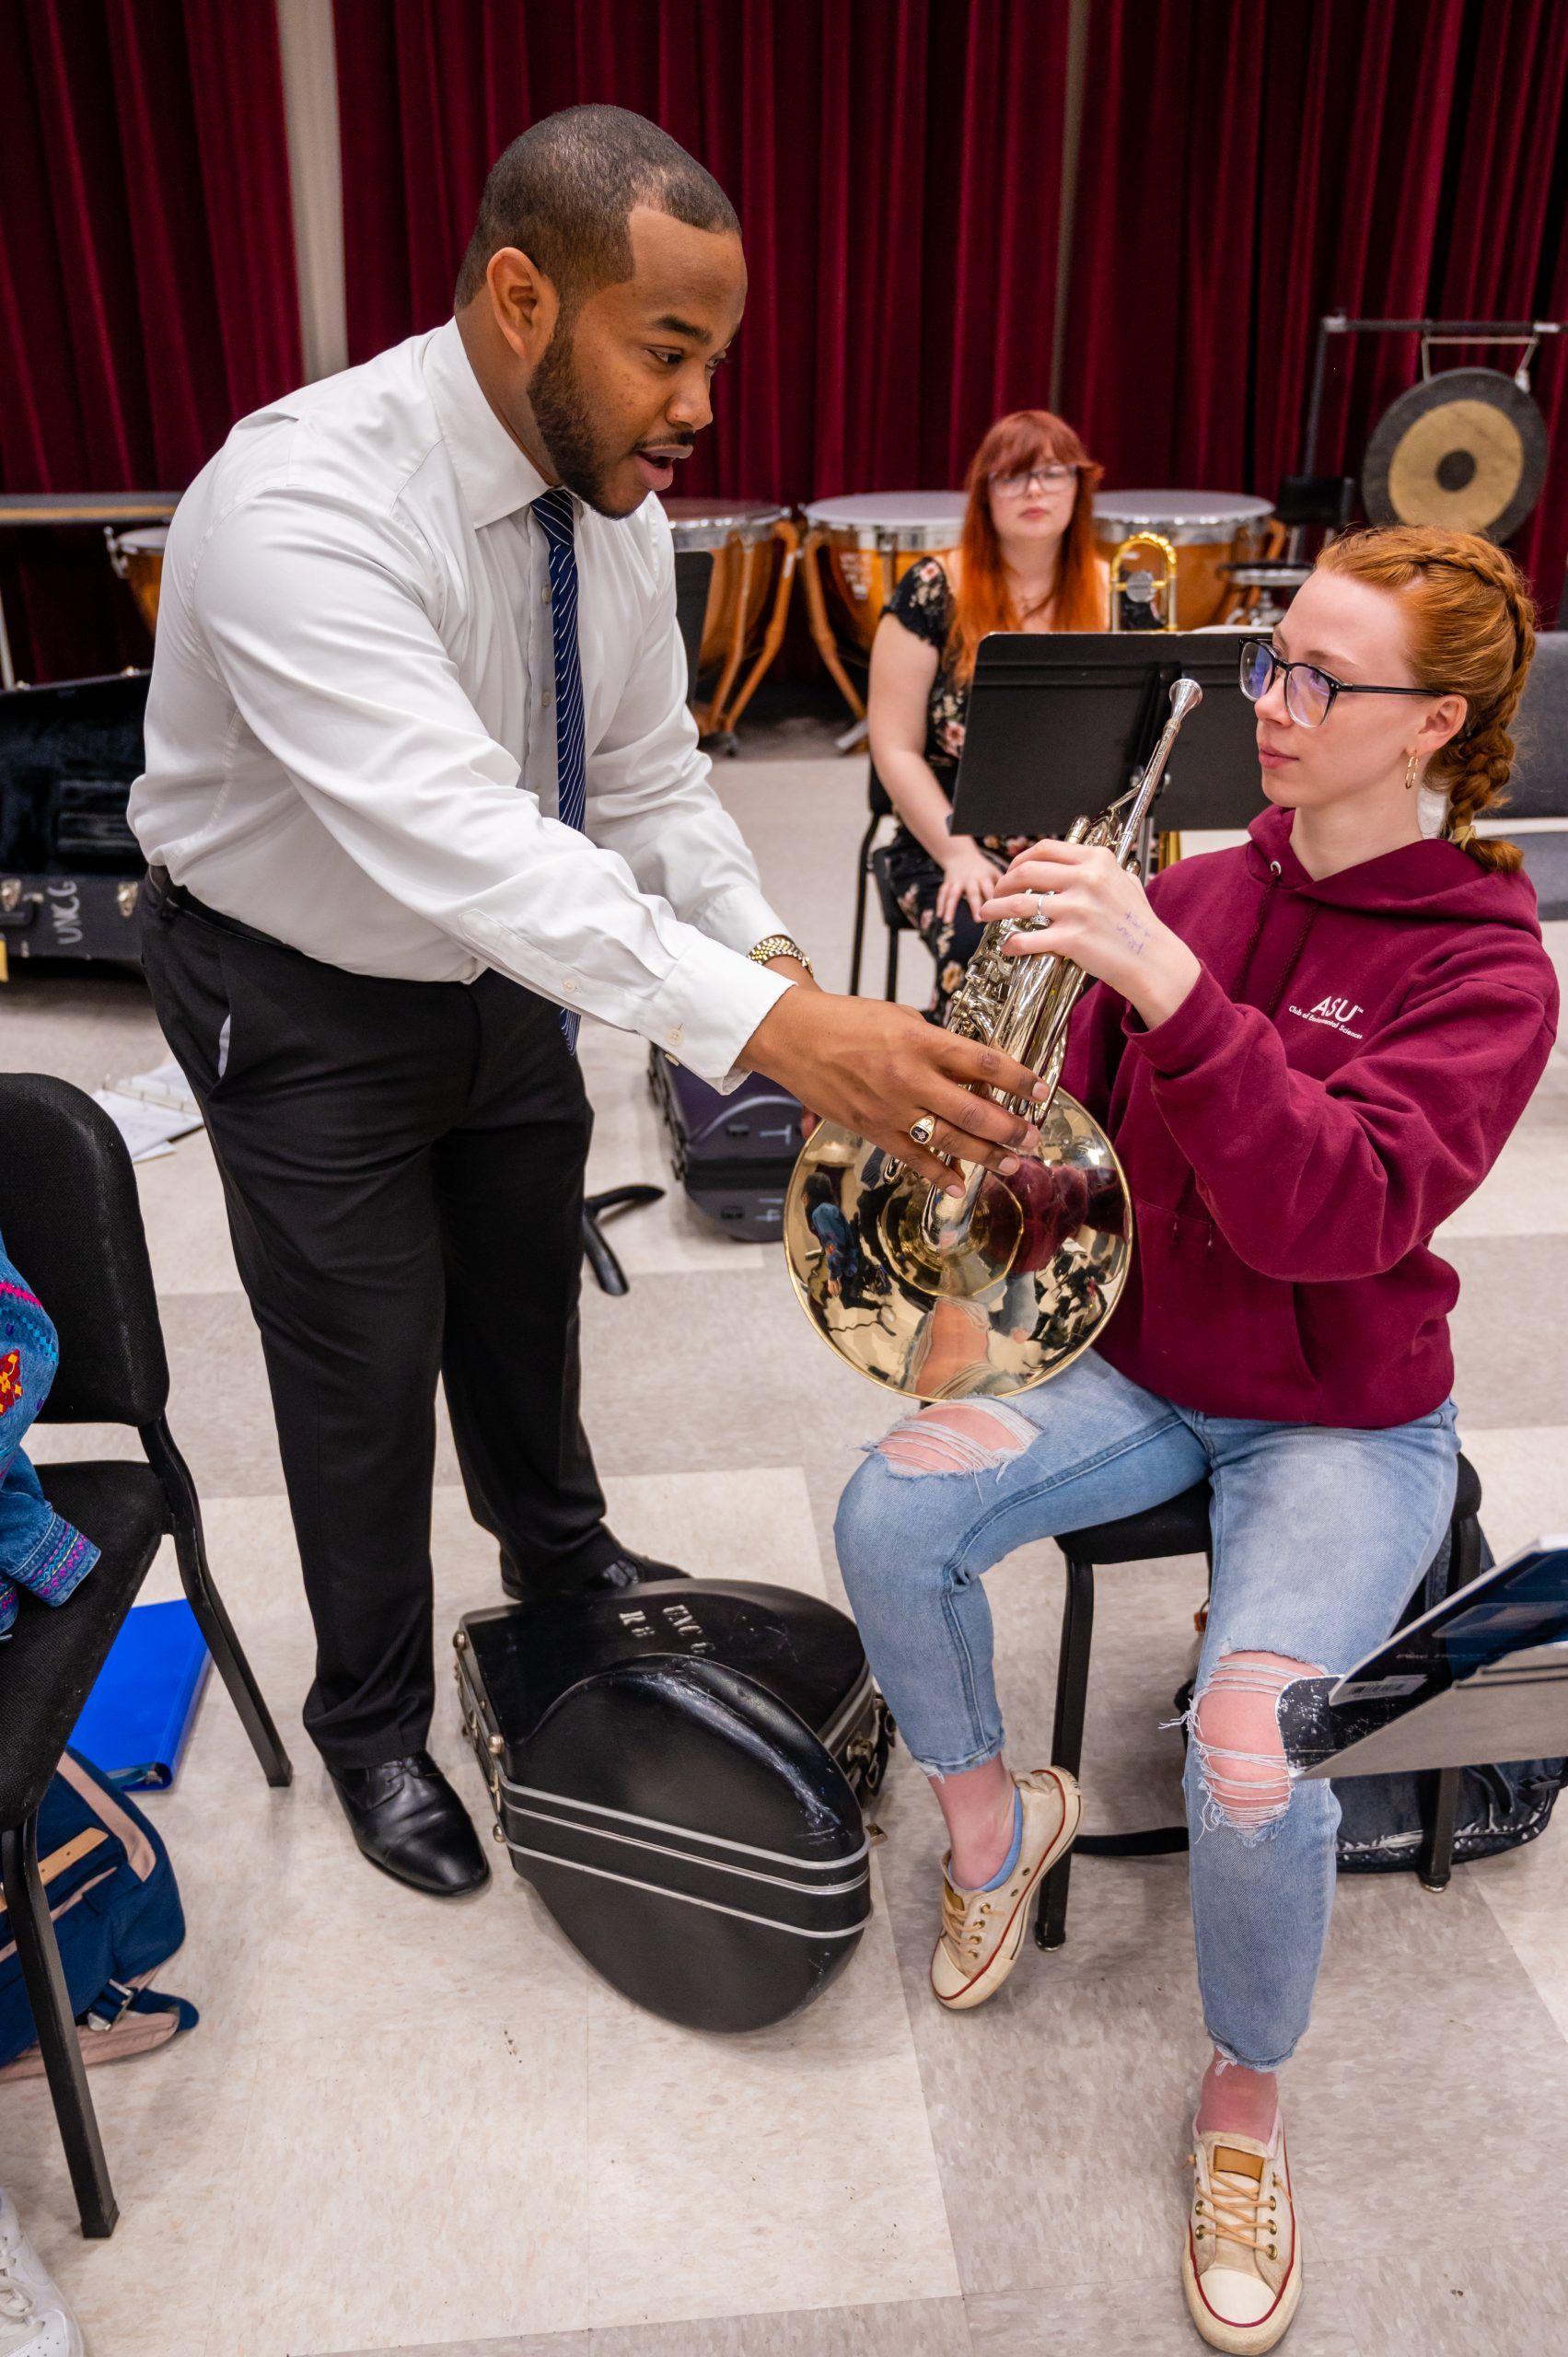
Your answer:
[129,319,790,1086]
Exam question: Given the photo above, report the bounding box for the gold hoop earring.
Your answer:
[1404,750,1419,792]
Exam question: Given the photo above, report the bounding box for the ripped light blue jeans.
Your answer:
[834,1350,1459,2072]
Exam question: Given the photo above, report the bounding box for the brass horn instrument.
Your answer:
[783,677,1202,1401]
[1109,530,1179,631]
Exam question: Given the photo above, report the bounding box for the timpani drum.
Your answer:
[800,493,965,722]
[104,525,168,636]
[1093,492,1278,629]
[662,498,796,745]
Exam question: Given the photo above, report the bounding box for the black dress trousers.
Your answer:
[139,878,613,1769]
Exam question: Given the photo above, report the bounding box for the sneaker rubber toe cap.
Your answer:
[1197,2267,1279,2328]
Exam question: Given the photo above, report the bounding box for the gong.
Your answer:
[1362,367,1548,541]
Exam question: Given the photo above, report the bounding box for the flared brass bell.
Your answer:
[782,677,1202,1402]
[784,1097,1131,1400]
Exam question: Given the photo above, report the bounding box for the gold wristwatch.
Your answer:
[748,934,814,977]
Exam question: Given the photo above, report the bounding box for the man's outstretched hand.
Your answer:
[741,986,1044,1195]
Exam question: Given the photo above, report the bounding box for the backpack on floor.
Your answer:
[1332,1753,1564,1871]
[1334,1523,1566,1873]
[0,1748,197,2076]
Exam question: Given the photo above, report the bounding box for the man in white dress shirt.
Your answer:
[131,107,1042,1897]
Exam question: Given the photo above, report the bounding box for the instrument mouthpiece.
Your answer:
[1169,676,1202,718]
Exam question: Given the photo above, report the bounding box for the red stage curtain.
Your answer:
[0,0,302,681]
[1061,0,1568,611]
[332,0,1072,503]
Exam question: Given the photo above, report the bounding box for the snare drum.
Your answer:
[663,498,796,743]
[801,493,965,720]
[1093,492,1277,629]
[104,525,168,636]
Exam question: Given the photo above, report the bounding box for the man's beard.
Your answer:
[528,326,629,517]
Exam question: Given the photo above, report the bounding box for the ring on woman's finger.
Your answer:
[908,1113,937,1147]
[1032,890,1051,926]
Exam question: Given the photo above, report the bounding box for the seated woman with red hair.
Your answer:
[866,409,1109,1022]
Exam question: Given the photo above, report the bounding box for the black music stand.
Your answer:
[951,631,1266,853]
[1281,1537,1568,1784]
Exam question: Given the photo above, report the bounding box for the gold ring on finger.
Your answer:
[908,1113,937,1148]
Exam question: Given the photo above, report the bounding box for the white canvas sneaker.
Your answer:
[930,1766,1080,2011]
[0,2190,83,2357]
[1182,2119,1302,2352]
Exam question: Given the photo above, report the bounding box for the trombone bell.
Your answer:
[1109,530,1179,631]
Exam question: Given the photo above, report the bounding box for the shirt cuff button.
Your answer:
[562,976,578,994]
[666,1025,683,1049]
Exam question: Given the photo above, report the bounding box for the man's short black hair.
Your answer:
[454,105,738,314]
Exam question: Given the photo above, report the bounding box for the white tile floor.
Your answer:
[3,752,1567,2357]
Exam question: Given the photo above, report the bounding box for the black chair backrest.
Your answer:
[1275,474,1357,530]
[1506,631,1568,820]
[0,1073,169,1425]
[867,761,894,820]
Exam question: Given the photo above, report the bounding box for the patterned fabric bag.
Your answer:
[0,1231,99,1638]
[0,1749,197,2074]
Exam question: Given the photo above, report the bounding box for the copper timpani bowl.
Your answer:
[1093,490,1278,628]
[662,496,797,741]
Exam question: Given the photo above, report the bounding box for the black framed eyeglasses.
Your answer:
[989,464,1079,495]
[1238,637,1442,729]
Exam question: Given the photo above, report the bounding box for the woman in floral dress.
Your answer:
[867,409,1109,1021]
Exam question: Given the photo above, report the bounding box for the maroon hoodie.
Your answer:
[1061,804,1559,1428]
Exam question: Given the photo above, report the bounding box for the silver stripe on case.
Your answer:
[505,1841,872,1937]
[497,1778,871,1871]
[506,1803,870,1896]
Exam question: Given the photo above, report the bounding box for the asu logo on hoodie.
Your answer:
[1289,995,1365,1039]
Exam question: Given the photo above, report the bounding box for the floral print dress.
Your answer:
[877,558,1009,1024]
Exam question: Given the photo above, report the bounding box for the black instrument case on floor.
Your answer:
[0,672,148,968]
[648,1048,805,1242]
[454,1580,893,2032]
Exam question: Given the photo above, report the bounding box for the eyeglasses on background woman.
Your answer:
[989,463,1080,496]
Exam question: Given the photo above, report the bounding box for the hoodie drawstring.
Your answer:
[1233,861,1281,1002]
[1264,902,1321,1019]
[1170,862,1315,1252]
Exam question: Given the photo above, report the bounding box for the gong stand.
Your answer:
[1299,314,1563,548]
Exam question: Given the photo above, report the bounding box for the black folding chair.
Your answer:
[848,763,915,999]
[0,1073,290,2236]
[1035,1455,1484,1952]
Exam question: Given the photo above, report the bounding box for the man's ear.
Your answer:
[485,247,560,366]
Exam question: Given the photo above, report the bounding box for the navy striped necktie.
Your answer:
[533,484,587,1048]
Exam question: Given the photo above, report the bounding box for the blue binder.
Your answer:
[69,1599,212,1790]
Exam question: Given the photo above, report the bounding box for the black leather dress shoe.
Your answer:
[330,1751,491,1897]
[501,1541,690,1603]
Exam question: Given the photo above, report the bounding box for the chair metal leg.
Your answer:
[1419,1766,1462,1891]
[884,922,900,1003]
[848,814,877,995]
[142,1416,293,1788]
[1,1817,118,2237]
[1418,1501,1482,1890]
[1037,1552,1096,1950]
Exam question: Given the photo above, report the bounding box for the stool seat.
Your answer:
[1056,1453,1480,1570]
[1058,1480,1212,1565]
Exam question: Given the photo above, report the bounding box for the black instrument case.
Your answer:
[0,671,148,968]
[454,1579,893,2032]
[648,1048,804,1242]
